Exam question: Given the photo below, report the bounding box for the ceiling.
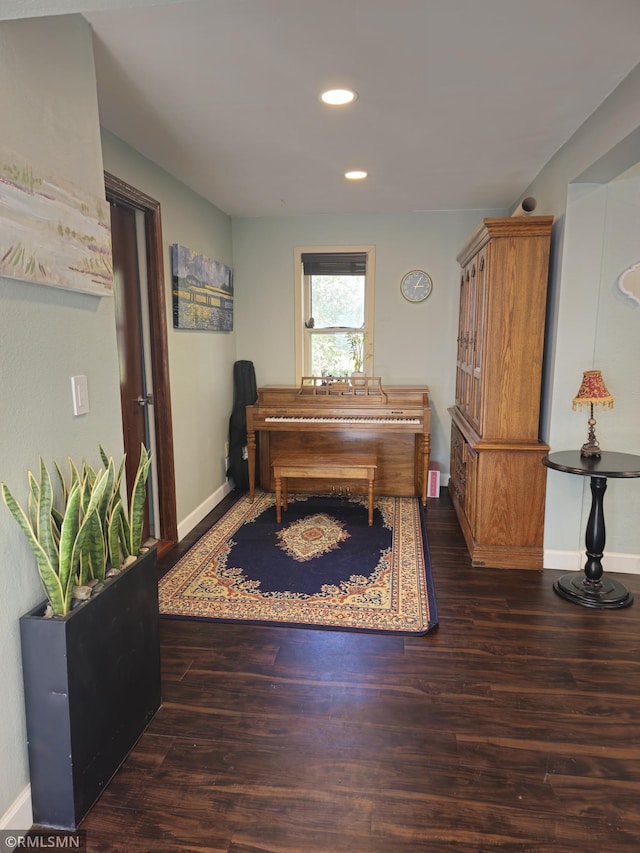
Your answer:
[5,0,640,217]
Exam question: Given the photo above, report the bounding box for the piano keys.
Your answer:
[246,378,431,504]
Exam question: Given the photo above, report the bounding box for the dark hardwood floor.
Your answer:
[62,491,640,850]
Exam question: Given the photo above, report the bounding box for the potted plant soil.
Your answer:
[2,445,161,831]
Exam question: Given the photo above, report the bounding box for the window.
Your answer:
[294,245,375,382]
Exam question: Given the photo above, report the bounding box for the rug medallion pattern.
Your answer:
[275,512,350,562]
[158,491,437,634]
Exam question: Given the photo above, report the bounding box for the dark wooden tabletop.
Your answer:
[543,450,640,478]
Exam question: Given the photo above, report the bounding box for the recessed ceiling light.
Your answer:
[321,88,357,105]
[345,170,368,180]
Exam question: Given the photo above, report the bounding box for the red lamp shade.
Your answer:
[572,370,614,411]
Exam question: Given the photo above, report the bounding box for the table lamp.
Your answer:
[572,370,614,458]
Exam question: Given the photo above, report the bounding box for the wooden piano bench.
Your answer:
[272,452,377,526]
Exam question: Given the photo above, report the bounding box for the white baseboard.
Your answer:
[177,480,233,542]
[544,549,640,575]
[0,784,32,833]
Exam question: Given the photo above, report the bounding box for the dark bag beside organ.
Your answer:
[227,360,258,490]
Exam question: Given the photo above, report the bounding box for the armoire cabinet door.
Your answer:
[469,246,486,433]
[455,268,471,416]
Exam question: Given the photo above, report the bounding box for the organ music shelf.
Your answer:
[298,376,387,397]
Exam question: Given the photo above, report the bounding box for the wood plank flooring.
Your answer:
[48,491,640,851]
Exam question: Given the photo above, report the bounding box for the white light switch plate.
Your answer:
[71,375,90,416]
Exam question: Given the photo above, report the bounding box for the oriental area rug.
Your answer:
[158,491,438,635]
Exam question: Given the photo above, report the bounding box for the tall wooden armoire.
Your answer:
[448,216,553,569]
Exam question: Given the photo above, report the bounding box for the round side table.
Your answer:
[542,450,639,609]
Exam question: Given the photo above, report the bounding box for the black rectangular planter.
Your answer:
[19,547,161,830]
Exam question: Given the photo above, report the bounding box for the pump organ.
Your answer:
[246,379,431,504]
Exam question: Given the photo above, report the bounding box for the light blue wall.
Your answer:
[100,131,235,527]
[231,210,503,474]
[522,63,640,571]
[0,15,124,823]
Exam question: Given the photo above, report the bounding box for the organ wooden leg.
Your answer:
[274,473,282,523]
[417,432,430,506]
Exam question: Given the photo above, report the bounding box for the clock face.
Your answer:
[401,270,432,303]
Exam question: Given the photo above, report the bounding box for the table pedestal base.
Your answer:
[543,451,640,611]
[553,573,633,609]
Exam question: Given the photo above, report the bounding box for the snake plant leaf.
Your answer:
[51,500,62,541]
[114,455,126,500]
[72,469,110,586]
[56,457,81,505]
[99,454,119,546]
[83,466,110,525]
[128,445,151,557]
[97,459,115,532]
[101,448,126,508]
[80,472,96,516]
[51,506,64,531]
[36,458,59,576]
[98,446,126,504]
[1,482,66,616]
[119,508,132,558]
[58,481,83,606]
[53,459,69,507]
[83,465,113,581]
[80,508,106,583]
[28,470,40,530]
[99,444,110,468]
[69,458,81,493]
[76,550,91,588]
[107,498,124,569]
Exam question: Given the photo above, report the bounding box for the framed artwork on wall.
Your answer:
[0,147,113,296]
[171,244,233,331]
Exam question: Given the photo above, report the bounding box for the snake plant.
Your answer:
[1,444,152,617]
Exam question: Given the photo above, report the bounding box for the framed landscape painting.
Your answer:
[0,147,113,296]
[171,244,234,331]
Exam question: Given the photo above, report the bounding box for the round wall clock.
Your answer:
[400,270,433,303]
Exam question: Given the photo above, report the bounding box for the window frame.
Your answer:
[294,244,375,383]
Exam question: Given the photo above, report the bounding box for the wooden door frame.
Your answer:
[105,171,178,545]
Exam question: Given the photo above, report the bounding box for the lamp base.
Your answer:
[580,414,601,457]
[580,442,602,458]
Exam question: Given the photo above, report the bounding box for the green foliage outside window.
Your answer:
[309,275,367,376]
